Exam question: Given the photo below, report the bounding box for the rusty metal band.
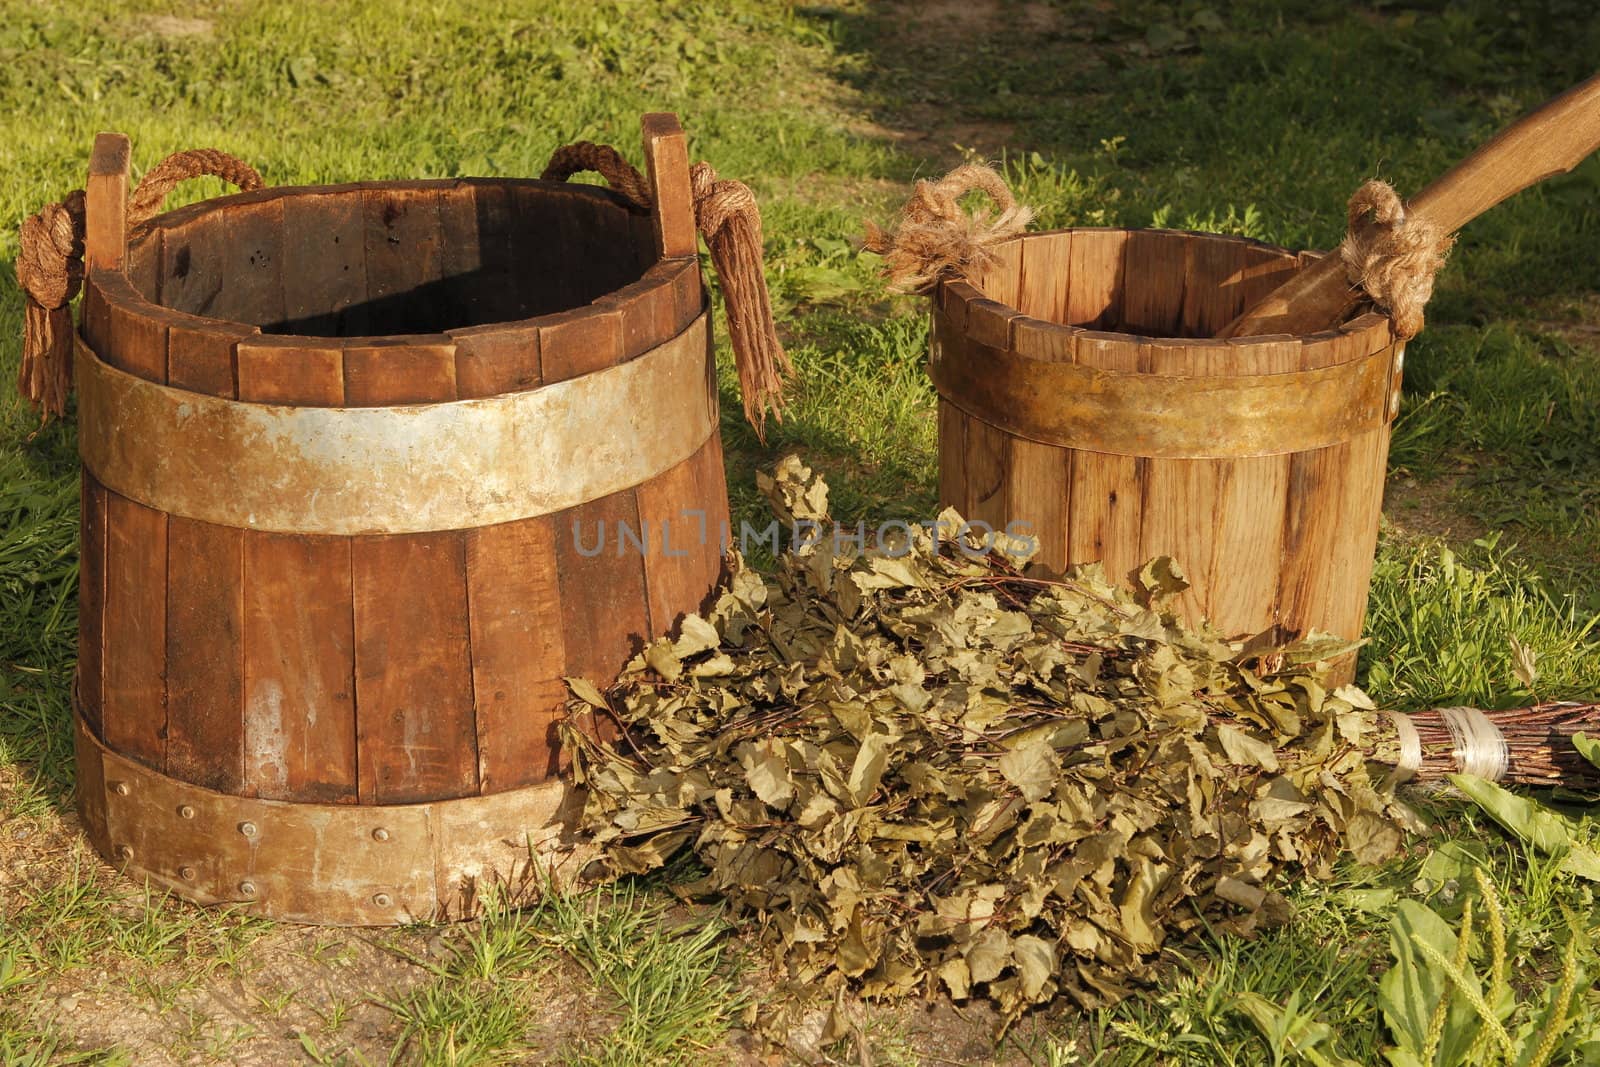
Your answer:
[929,310,1400,459]
[73,704,589,926]
[76,314,716,535]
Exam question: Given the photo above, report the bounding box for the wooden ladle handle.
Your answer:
[1221,72,1600,338]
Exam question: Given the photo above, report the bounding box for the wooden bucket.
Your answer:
[72,115,728,923]
[932,228,1403,678]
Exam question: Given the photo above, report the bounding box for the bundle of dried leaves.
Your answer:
[560,457,1417,1024]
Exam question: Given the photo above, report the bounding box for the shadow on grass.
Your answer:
[819,0,1600,295]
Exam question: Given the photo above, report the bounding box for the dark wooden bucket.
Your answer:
[72,115,727,923]
[932,228,1403,680]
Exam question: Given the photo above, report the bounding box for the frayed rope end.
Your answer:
[1338,179,1454,341]
[691,162,792,443]
[863,164,1033,294]
[15,189,86,424]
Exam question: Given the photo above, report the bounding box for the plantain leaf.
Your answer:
[1378,901,1482,1066]
[1450,774,1600,882]
[1573,732,1600,773]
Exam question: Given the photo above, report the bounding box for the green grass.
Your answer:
[1363,533,1600,708]
[1,0,1598,1063]
[1042,792,1600,1065]
[385,881,741,1066]
[0,849,271,980]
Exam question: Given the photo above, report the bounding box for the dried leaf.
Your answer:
[1509,635,1539,689]
[1345,811,1403,866]
[1217,724,1281,772]
[998,740,1057,802]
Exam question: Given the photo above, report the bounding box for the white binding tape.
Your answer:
[1385,710,1423,783]
[1438,706,1509,782]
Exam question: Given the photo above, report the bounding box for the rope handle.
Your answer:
[15,142,265,423]
[542,131,791,440]
[1337,179,1453,341]
[127,149,265,233]
[541,143,655,211]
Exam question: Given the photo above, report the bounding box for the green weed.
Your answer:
[1362,533,1600,707]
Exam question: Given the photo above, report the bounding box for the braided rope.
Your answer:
[542,143,791,438]
[1338,179,1454,340]
[126,149,264,232]
[15,190,87,421]
[540,143,654,210]
[862,163,1033,293]
[14,149,263,422]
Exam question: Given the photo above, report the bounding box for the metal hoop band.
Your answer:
[929,304,1401,459]
[76,313,716,535]
[73,703,588,925]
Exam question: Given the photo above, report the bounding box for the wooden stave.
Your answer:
[79,425,727,804]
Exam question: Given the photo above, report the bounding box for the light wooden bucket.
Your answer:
[931,228,1403,679]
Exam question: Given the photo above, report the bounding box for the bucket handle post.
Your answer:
[85,132,130,275]
[541,116,790,436]
[640,113,697,264]
[18,135,262,422]
[82,133,265,275]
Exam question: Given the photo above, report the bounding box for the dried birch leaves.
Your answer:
[561,458,1413,1024]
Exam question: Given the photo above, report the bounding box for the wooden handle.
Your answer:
[1410,72,1600,234]
[85,131,131,274]
[1222,73,1600,338]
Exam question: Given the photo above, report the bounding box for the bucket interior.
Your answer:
[972,228,1309,340]
[126,180,656,337]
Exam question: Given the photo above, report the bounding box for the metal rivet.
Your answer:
[371,827,390,842]
[238,881,256,897]
[111,781,130,796]
[177,805,196,820]
[114,844,133,861]
[238,821,257,838]
[179,866,196,881]
[372,892,393,907]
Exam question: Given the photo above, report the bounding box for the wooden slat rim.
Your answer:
[74,707,586,926]
[87,256,696,369]
[92,270,243,339]
[140,177,647,235]
[939,228,1396,353]
[929,308,1401,458]
[448,259,691,351]
[336,333,456,352]
[78,313,718,534]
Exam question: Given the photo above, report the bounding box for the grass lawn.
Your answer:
[2,0,1599,1063]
